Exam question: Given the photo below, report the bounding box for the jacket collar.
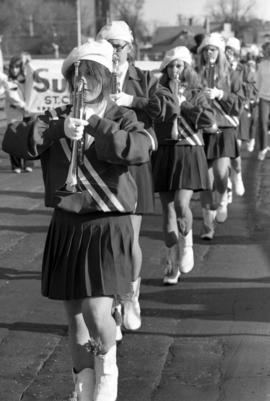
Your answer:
[126,64,141,81]
[104,99,121,117]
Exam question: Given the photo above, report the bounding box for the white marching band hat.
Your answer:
[62,39,114,77]
[97,20,134,44]
[197,32,225,53]
[160,46,192,71]
[226,37,241,53]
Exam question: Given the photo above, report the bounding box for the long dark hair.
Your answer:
[65,60,112,102]
[8,56,25,81]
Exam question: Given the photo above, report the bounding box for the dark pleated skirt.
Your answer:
[128,161,155,214]
[152,145,210,193]
[203,127,240,160]
[42,209,133,300]
[238,111,251,141]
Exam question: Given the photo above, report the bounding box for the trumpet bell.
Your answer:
[57,182,83,194]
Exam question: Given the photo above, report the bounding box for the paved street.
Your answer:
[0,128,270,401]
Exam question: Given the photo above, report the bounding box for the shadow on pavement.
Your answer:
[0,225,49,232]
[0,207,51,215]
[0,189,44,199]
[0,267,41,280]
[143,276,270,286]
[141,285,270,322]
[0,321,67,335]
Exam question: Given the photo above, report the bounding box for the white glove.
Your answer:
[177,94,186,105]
[64,117,88,140]
[205,123,218,133]
[111,92,134,107]
[204,87,224,100]
[83,106,96,121]
[24,106,33,115]
[0,71,7,83]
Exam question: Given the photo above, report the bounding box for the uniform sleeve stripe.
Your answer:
[144,129,157,151]
[59,138,126,212]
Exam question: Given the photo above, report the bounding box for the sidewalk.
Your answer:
[0,136,270,400]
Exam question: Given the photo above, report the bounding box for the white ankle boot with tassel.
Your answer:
[178,229,194,274]
[122,277,141,330]
[72,367,95,401]
[216,192,228,223]
[113,303,123,342]
[94,345,118,401]
[200,208,216,240]
[162,244,180,285]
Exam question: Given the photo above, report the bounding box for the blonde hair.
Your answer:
[197,47,231,89]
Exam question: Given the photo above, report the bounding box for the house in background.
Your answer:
[147,23,206,60]
[143,15,270,61]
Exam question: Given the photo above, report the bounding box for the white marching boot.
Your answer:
[122,277,141,330]
[231,170,245,196]
[200,208,216,240]
[113,303,123,343]
[216,192,228,223]
[94,345,118,401]
[162,244,180,285]
[72,368,95,401]
[227,177,233,204]
[178,230,194,274]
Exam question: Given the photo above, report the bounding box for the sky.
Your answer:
[142,0,270,31]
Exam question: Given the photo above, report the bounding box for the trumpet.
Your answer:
[111,48,120,95]
[62,61,85,193]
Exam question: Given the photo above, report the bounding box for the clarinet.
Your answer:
[206,61,215,89]
[73,68,85,167]
[171,72,180,140]
[112,49,120,96]
[205,61,220,134]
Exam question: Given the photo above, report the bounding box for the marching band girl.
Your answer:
[2,39,156,401]
[4,55,34,173]
[256,41,270,160]
[97,21,158,335]
[197,33,245,239]
[152,46,217,284]
[245,59,259,153]
[224,37,246,198]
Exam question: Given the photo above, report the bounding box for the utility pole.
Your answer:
[29,14,34,37]
[95,0,111,35]
[0,35,3,73]
[205,16,210,34]
[77,0,82,46]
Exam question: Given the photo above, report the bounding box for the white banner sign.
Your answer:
[25,59,70,113]
[24,59,161,113]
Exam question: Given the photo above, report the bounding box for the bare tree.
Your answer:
[0,0,77,55]
[206,0,257,36]
[208,0,256,19]
[111,0,149,42]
